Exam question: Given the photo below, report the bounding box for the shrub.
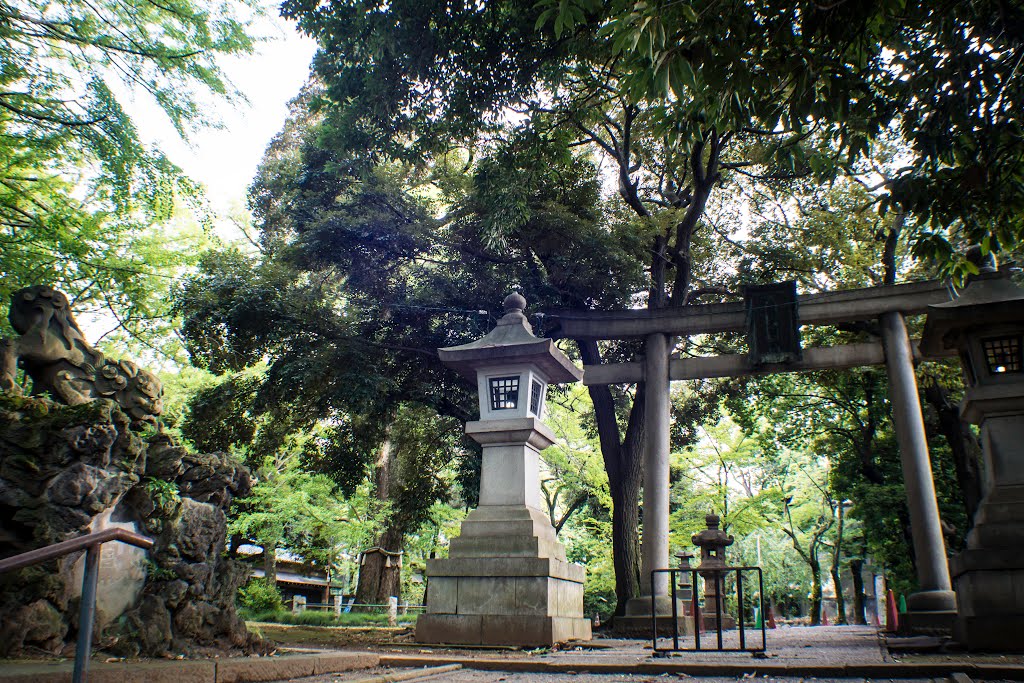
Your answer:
[238,578,283,613]
[240,608,414,627]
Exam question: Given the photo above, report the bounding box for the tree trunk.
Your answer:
[355,435,404,605]
[264,542,277,586]
[809,555,822,626]
[609,462,642,614]
[355,526,404,605]
[829,563,846,625]
[830,505,847,624]
[579,339,645,616]
[849,558,867,625]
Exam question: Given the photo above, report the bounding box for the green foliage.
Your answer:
[670,413,778,543]
[144,477,181,511]
[240,608,404,627]
[143,559,177,582]
[564,516,617,622]
[229,451,387,571]
[0,0,257,348]
[237,578,283,614]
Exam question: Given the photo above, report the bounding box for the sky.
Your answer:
[80,9,317,347]
[134,9,318,214]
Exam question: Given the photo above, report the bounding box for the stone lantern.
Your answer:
[920,265,1024,650]
[692,512,736,630]
[416,294,592,646]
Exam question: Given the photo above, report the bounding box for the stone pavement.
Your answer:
[265,626,1024,683]
[4,626,1024,683]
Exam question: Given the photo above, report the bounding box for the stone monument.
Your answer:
[416,294,592,646]
[0,285,254,656]
[921,264,1024,649]
[692,512,736,630]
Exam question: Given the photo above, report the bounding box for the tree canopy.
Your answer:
[0,0,258,346]
[167,0,1020,618]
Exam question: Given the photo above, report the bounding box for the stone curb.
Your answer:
[0,651,378,683]
[351,663,463,683]
[378,654,1024,679]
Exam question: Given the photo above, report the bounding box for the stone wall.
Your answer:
[0,394,256,656]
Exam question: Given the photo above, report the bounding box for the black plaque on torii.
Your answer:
[743,281,802,366]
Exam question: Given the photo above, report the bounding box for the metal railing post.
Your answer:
[692,569,700,651]
[736,567,745,651]
[649,565,767,655]
[759,567,767,651]
[670,569,679,651]
[715,570,723,650]
[73,545,101,683]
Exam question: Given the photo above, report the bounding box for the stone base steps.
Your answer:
[0,651,377,683]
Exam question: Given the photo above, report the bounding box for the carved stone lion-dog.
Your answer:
[0,285,163,427]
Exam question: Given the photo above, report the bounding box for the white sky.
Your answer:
[79,9,317,349]
[134,9,318,214]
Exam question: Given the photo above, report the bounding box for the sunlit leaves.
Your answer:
[0,0,257,345]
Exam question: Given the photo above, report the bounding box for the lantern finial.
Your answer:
[504,292,527,314]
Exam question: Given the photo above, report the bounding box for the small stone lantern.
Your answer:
[692,512,736,630]
[675,551,695,609]
[416,294,592,646]
[920,264,1024,650]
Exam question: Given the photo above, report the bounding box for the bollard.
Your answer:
[388,596,398,626]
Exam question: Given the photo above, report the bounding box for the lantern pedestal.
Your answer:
[920,266,1024,650]
[416,417,591,645]
[950,388,1024,650]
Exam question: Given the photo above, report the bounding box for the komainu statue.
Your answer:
[0,285,163,426]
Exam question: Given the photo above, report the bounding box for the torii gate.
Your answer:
[545,278,959,630]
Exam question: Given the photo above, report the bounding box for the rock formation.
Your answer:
[0,286,256,656]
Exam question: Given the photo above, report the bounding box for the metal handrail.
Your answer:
[651,565,767,654]
[0,527,154,683]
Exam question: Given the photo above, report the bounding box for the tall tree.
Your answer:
[1,0,257,343]
[248,0,1023,612]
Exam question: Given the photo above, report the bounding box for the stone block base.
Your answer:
[701,614,737,631]
[612,614,693,637]
[954,615,1024,651]
[612,596,694,637]
[416,614,591,646]
[417,518,590,647]
[951,549,1024,651]
[903,609,956,636]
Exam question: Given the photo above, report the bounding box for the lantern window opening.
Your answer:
[982,334,1023,374]
[489,375,520,410]
[529,378,545,416]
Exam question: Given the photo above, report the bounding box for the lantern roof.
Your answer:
[438,293,583,384]
[921,266,1024,356]
[691,512,734,549]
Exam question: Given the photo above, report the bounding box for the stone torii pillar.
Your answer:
[615,332,690,634]
[642,332,671,597]
[880,311,957,628]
